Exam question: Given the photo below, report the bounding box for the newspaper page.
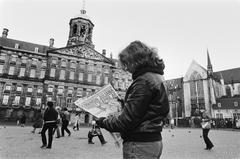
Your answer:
[74,84,123,147]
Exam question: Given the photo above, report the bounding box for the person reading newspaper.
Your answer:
[96,41,169,159]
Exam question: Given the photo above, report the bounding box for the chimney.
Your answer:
[102,49,106,56]
[2,28,9,38]
[49,38,54,48]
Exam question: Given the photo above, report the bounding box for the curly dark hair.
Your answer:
[118,40,165,74]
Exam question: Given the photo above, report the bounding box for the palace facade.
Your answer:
[0,9,131,123]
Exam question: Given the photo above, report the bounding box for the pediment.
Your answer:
[183,60,207,82]
[49,45,112,63]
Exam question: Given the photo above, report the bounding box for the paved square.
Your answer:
[0,126,239,159]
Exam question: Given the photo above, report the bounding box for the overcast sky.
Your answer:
[1,0,240,80]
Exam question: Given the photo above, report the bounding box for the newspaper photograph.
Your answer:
[74,84,123,147]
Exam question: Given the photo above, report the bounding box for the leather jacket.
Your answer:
[101,70,169,142]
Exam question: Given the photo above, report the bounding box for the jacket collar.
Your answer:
[132,66,164,80]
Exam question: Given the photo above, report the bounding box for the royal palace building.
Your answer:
[0,9,132,123]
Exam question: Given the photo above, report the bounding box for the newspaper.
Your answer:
[74,84,123,147]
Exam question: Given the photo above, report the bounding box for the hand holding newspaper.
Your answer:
[74,84,123,148]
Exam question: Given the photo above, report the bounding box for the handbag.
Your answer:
[201,121,211,129]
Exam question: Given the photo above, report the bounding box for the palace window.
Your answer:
[73,24,77,35]
[11,56,17,63]
[37,88,43,94]
[226,86,231,97]
[217,103,221,108]
[15,43,19,49]
[76,88,83,97]
[79,72,83,81]
[70,62,76,69]
[50,68,56,77]
[19,68,25,77]
[27,87,33,92]
[69,71,75,80]
[96,75,101,85]
[36,98,42,105]
[234,102,238,107]
[2,95,9,105]
[57,87,64,95]
[66,97,72,107]
[0,53,6,61]
[8,66,15,75]
[79,64,85,70]
[0,65,4,74]
[104,76,109,85]
[13,96,20,105]
[29,69,36,78]
[87,74,92,82]
[5,85,11,91]
[40,69,45,79]
[216,113,223,119]
[41,61,47,68]
[61,60,67,68]
[59,70,65,80]
[16,86,22,92]
[52,59,57,65]
[34,47,39,53]
[25,97,31,106]
[48,86,54,92]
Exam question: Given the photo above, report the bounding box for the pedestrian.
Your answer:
[170,118,175,129]
[73,113,80,131]
[20,113,26,127]
[31,109,43,134]
[53,106,61,138]
[40,101,58,149]
[88,120,107,145]
[61,107,71,137]
[201,110,214,150]
[96,40,169,159]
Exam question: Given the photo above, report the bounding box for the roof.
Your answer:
[213,67,240,84]
[0,37,51,54]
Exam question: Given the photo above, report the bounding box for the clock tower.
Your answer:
[67,8,94,48]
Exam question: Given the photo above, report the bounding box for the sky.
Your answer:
[1,0,240,80]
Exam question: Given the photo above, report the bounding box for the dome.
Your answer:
[74,9,91,21]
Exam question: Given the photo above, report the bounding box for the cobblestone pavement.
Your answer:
[0,126,239,159]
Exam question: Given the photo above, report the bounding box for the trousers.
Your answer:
[123,141,163,159]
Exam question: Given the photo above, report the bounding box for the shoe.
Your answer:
[46,146,51,149]
[31,131,35,134]
[40,145,46,148]
[56,136,60,138]
[101,141,107,145]
[88,141,94,144]
[208,145,214,150]
[68,132,71,136]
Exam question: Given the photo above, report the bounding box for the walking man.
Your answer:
[41,101,58,149]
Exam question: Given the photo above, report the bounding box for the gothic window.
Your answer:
[8,66,15,75]
[30,69,36,78]
[50,68,56,77]
[79,72,83,81]
[0,65,4,74]
[226,85,231,97]
[2,95,9,105]
[73,24,78,35]
[59,70,65,80]
[25,97,31,106]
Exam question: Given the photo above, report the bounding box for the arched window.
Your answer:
[226,85,231,97]
[73,24,78,35]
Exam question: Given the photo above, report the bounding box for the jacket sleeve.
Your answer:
[101,77,153,132]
